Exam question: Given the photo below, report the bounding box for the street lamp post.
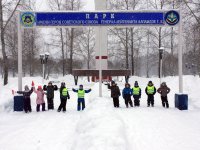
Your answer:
[185,63,197,76]
[40,53,49,83]
[159,47,164,84]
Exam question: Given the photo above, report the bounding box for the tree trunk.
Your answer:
[125,28,129,69]
[158,27,162,78]
[130,28,134,75]
[87,31,90,82]
[60,28,65,76]
[69,28,74,74]
[0,1,8,85]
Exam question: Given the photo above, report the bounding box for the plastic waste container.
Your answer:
[175,94,188,110]
[14,96,24,111]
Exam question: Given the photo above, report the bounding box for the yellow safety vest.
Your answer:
[133,87,140,95]
[147,86,155,94]
[78,90,85,98]
[62,88,68,96]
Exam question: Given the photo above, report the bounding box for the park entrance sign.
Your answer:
[18,10,183,96]
[20,10,180,27]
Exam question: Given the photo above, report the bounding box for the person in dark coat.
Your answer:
[17,85,33,113]
[145,81,156,107]
[43,81,58,110]
[122,83,133,108]
[108,81,121,108]
[58,82,70,112]
[132,81,141,107]
[157,82,170,108]
[72,85,91,111]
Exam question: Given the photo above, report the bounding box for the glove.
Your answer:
[12,90,15,95]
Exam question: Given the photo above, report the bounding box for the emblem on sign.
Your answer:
[21,12,35,27]
[165,10,180,26]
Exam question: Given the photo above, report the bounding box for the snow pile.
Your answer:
[0,75,200,150]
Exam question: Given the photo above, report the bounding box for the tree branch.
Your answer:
[3,0,21,30]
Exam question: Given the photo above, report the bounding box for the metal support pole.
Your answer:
[42,63,45,83]
[17,11,22,91]
[99,27,102,97]
[178,10,183,93]
[160,58,163,85]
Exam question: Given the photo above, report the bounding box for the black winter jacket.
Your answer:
[108,84,121,98]
[43,85,58,98]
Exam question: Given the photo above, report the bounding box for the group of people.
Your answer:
[17,81,91,113]
[108,80,170,108]
[16,80,170,113]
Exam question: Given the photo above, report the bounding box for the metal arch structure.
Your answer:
[17,9,183,96]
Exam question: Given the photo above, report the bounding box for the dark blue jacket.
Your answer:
[122,87,132,98]
[72,88,91,102]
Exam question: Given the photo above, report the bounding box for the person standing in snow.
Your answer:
[57,82,70,112]
[145,81,156,107]
[72,85,91,111]
[43,81,58,110]
[122,83,133,108]
[33,86,46,112]
[157,82,170,108]
[17,85,33,113]
[108,81,121,108]
[132,81,141,107]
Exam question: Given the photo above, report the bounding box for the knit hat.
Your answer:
[125,83,130,87]
[61,82,65,86]
[24,85,29,91]
[161,82,166,86]
[38,86,42,90]
[148,81,153,84]
[134,81,138,86]
[79,85,83,89]
[111,80,115,85]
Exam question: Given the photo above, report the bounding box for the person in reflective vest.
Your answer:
[72,85,91,111]
[157,82,170,108]
[132,81,141,107]
[145,81,156,107]
[57,82,70,112]
[122,83,133,108]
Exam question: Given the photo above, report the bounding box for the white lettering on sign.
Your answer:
[111,14,115,19]
[103,14,107,19]
[86,14,90,19]
[95,14,98,19]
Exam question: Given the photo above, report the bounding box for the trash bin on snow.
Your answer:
[175,94,188,110]
[14,96,24,111]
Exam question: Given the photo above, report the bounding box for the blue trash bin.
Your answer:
[175,94,188,110]
[14,96,24,111]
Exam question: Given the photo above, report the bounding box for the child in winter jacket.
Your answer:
[33,86,46,112]
[132,81,141,106]
[108,81,121,108]
[157,82,170,108]
[58,82,70,112]
[145,81,156,107]
[17,85,33,113]
[122,83,133,108]
[72,85,91,111]
[43,81,58,110]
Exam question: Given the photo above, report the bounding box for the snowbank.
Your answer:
[0,75,200,150]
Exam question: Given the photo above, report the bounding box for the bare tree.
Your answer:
[0,0,21,85]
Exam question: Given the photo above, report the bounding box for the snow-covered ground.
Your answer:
[0,75,200,150]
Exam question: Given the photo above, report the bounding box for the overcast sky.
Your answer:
[36,0,95,11]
